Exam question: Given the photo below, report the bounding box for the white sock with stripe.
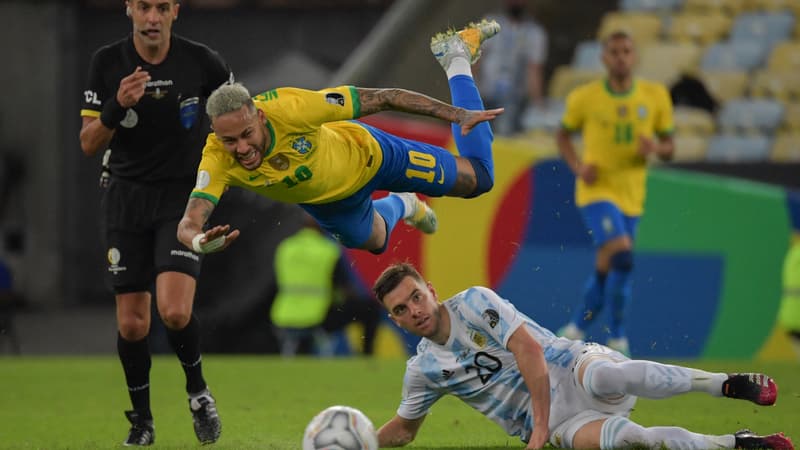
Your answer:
[600,416,735,450]
[585,360,728,399]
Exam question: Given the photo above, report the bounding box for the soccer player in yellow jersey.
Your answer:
[556,31,675,356]
[177,20,504,255]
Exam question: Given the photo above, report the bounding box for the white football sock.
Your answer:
[394,193,416,220]
[600,416,735,450]
[445,56,473,80]
[585,360,727,399]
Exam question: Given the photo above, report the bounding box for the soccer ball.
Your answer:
[302,405,379,450]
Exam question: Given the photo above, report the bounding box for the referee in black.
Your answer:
[79,0,232,445]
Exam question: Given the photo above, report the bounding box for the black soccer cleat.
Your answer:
[735,429,794,450]
[722,373,777,405]
[189,390,221,444]
[123,410,155,446]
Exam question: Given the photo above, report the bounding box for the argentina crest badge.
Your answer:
[179,96,200,129]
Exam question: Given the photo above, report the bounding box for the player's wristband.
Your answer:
[99,97,128,129]
[191,233,225,254]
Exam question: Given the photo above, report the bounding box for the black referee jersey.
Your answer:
[81,33,232,183]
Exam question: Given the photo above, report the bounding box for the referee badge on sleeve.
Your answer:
[180,96,200,129]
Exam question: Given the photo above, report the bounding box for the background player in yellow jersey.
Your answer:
[177,20,504,255]
[556,31,675,355]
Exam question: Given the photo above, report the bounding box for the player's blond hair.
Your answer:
[206,82,255,119]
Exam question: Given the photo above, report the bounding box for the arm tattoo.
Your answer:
[183,197,215,227]
[358,88,463,123]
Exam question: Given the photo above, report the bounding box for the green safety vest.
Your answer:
[778,240,800,331]
[270,228,341,328]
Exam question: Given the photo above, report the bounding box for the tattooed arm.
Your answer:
[177,197,239,253]
[357,88,503,135]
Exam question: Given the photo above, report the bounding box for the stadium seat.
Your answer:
[699,70,749,102]
[729,12,795,46]
[750,70,800,101]
[701,40,769,71]
[706,134,773,162]
[668,13,732,45]
[548,66,603,99]
[682,0,749,16]
[597,12,663,44]
[718,99,785,133]
[749,0,800,17]
[637,42,702,85]
[521,101,565,132]
[782,102,800,131]
[620,0,683,12]
[673,106,716,136]
[672,134,710,161]
[767,41,800,71]
[770,132,800,162]
[572,41,604,71]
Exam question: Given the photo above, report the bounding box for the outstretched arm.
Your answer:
[507,326,551,449]
[357,87,503,135]
[377,414,426,448]
[177,197,239,254]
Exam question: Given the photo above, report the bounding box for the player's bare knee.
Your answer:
[118,318,149,341]
[160,309,191,330]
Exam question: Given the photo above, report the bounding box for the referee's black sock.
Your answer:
[117,333,152,419]
[166,315,207,395]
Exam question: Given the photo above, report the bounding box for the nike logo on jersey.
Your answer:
[248,174,261,181]
[437,166,445,184]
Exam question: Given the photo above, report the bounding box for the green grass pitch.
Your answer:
[1,357,798,449]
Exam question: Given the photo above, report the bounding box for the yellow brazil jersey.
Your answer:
[561,78,673,216]
[191,86,384,205]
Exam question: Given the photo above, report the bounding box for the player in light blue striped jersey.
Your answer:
[372,263,792,450]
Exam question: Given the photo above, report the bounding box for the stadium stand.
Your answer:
[751,0,800,16]
[701,40,769,71]
[729,12,795,47]
[682,0,749,16]
[782,102,800,131]
[620,0,683,12]
[750,70,800,101]
[706,134,773,162]
[668,13,732,45]
[535,0,800,163]
[771,132,800,162]
[637,41,702,84]
[767,41,800,71]
[597,11,663,43]
[572,41,605,71]
[673,106,716,136]
[548,67,604,100]
[699,70,750,103]
[718,99,785,134]
[672,134,711,162]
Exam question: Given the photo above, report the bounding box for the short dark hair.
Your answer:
[602,30,634,48]
[372,262,425,305]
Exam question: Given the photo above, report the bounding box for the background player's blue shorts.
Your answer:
[579,201,640,247]
[300,122,459,248]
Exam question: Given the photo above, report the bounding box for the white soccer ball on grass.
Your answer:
[302,405,379,450]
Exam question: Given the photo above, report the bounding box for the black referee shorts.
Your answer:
[100,177,202,295]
